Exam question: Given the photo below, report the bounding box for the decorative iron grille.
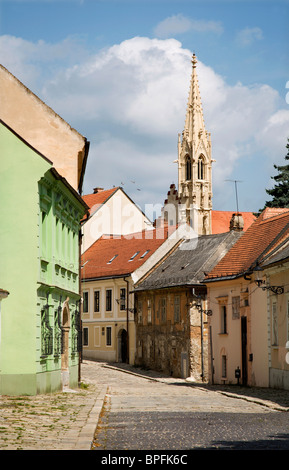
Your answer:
[71,300,82,354]
[54,297,64,356]
[41,294,53,357]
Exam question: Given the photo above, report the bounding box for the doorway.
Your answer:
[120,329,127,363]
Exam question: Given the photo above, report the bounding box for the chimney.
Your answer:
[93,187,104,194]
[230,213,244,231]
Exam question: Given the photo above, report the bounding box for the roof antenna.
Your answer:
[225,179,242,213]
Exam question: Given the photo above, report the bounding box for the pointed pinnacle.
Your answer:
[192,53,197,68]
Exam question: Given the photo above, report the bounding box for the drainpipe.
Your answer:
[200,299,204,381]
[124,277,129,364]
[78,228,83,383]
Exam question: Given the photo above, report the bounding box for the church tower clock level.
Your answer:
[177,54,214,235]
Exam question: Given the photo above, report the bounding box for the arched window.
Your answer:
[185,156,191,181]
[198,156,205,180]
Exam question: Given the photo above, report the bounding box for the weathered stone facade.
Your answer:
[134,287,209,380]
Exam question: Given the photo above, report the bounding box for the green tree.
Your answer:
[259,138,289,213]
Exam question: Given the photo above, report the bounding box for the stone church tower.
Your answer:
[162,54,214,235]
[178,53,213,234]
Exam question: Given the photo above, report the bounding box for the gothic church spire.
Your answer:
[178,54,213,235]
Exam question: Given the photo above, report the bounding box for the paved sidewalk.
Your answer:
[0,359,288,450]
[0,363,108,451]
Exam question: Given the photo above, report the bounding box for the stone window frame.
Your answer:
[217,295,228,335]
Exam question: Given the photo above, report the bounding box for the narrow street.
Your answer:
[85,361,289,451]
[1,360,289,452]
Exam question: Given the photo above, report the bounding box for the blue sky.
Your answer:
[0,0,289,215]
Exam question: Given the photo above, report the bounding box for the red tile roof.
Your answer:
[206,209,289,280]
[82,187,119,217]
[211,210,256,234]
[258,207,289,221]
[81,226,174,280]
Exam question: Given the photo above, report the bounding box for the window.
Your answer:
[160,298,166,323]
[106,289,112,311]
[174,296,180,323]
[107,254,118,264]
[41,211,47,257]
[94,290,100,313]
[41,307,53,357]
[120,288,126,310]
[140,250,150,258]
[83,327,89,346]
[221,305,227,334]
[221,355,227,378]
[106,327,112,346]
[185,156,191,180]
[147,298,152,323]
[83,291,89,313]
[137,300,143,324]
[198,156,204,180]
[272,302,278,346]
[232,296,240,319]
[129,251,140,262]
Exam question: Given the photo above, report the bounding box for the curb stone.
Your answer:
[74,385,109,450]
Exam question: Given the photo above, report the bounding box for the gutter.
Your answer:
[82,273,132,282]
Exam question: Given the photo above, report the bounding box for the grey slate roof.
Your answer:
[134,230,242,291]
[261,237,289,268]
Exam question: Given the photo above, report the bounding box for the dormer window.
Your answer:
[129,251,140,261]
[107,254,118,264]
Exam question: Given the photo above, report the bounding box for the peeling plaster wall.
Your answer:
[135,288,209,380]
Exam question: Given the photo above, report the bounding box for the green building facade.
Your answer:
[0,120,88,395]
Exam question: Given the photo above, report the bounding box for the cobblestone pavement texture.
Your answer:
[0,359,289,450]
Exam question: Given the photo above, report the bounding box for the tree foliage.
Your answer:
[258,138,289,213]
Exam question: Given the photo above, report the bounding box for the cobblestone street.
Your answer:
[0,360,289,451]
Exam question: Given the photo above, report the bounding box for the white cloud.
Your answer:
[1,34,287,212]
[0,34,88,88]
[154,14,223,38]
[236,27,263,46]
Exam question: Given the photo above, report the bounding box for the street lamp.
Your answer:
[254,265,284,295]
